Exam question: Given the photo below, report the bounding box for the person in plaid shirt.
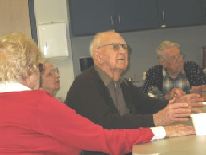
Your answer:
[143,40,206,100]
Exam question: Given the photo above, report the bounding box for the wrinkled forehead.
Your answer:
[164,46,181,57]
[99,32,126,45]
[44,63,56,72]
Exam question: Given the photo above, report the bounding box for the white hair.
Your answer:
[156,40,181,61]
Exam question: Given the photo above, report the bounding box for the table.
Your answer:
[132,135,206,155]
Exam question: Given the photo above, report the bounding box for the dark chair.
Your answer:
[80,57,94,72]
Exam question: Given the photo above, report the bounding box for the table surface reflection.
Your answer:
[132,135,206,155]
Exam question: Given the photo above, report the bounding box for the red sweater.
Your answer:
[0,90,153,155]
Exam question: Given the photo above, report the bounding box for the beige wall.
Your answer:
[34,0,74,100]
[0,0,31,36]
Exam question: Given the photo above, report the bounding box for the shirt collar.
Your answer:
[94,66,124,86]
[0,81,31,92]
[94,66,112,86]
[163,68,185,78]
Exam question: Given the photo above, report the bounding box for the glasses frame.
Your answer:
[97,43,129,51]
[162,54,185,63]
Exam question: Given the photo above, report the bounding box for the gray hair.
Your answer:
[156,40,181,61]
[89,30,115,57]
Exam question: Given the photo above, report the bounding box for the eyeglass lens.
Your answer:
[112,44,128,50]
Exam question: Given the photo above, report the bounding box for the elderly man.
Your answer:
[65,32,203,154]
[143,40,206,100]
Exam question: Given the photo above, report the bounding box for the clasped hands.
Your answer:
[153,91,205,137]
[154,91,205,126]
[152,87,206,137]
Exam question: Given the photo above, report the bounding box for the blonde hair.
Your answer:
[0,32,43,82]
[156,40,181,60]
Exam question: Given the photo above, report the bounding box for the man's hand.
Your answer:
[164,87,185,100]
[190,85,206,99]
[164,124,195,137]
[173,93,205,113]
[153,93,206,126]
[190,85,206,94]
[153,102,191,126]
[174,93,204,103]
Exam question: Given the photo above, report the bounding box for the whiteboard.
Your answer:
[37,22,69,58]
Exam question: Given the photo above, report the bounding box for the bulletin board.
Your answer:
[37,22,69,58]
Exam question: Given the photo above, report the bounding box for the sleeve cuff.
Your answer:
[150,126,166,141]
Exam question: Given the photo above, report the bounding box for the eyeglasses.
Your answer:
[38,63,59,76]
[162,54,184,62]
[47,68,59,77]
[97,43,129,51]
[38,63,59,87]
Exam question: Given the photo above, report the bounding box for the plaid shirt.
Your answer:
[143,61,206,97]
[162,69,191,94]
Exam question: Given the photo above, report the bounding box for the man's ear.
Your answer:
[94,49,103,64]
[159,59,164,65]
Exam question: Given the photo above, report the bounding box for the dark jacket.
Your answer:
[65,67,168,155]
[65,67,167,129]
[143,61,206,94]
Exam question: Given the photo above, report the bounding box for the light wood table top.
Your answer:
[133,135,206,155]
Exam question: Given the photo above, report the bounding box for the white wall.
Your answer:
[34,0,74,100]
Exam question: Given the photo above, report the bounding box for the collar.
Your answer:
[94,66,124,86]
[0,81,31,92]
[94,66,112,86]
[163,68,185,78]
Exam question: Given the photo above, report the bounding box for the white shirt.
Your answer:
[0,81,31,92]
[151,126,166,140]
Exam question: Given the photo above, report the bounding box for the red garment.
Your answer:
[0,90,153,155]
